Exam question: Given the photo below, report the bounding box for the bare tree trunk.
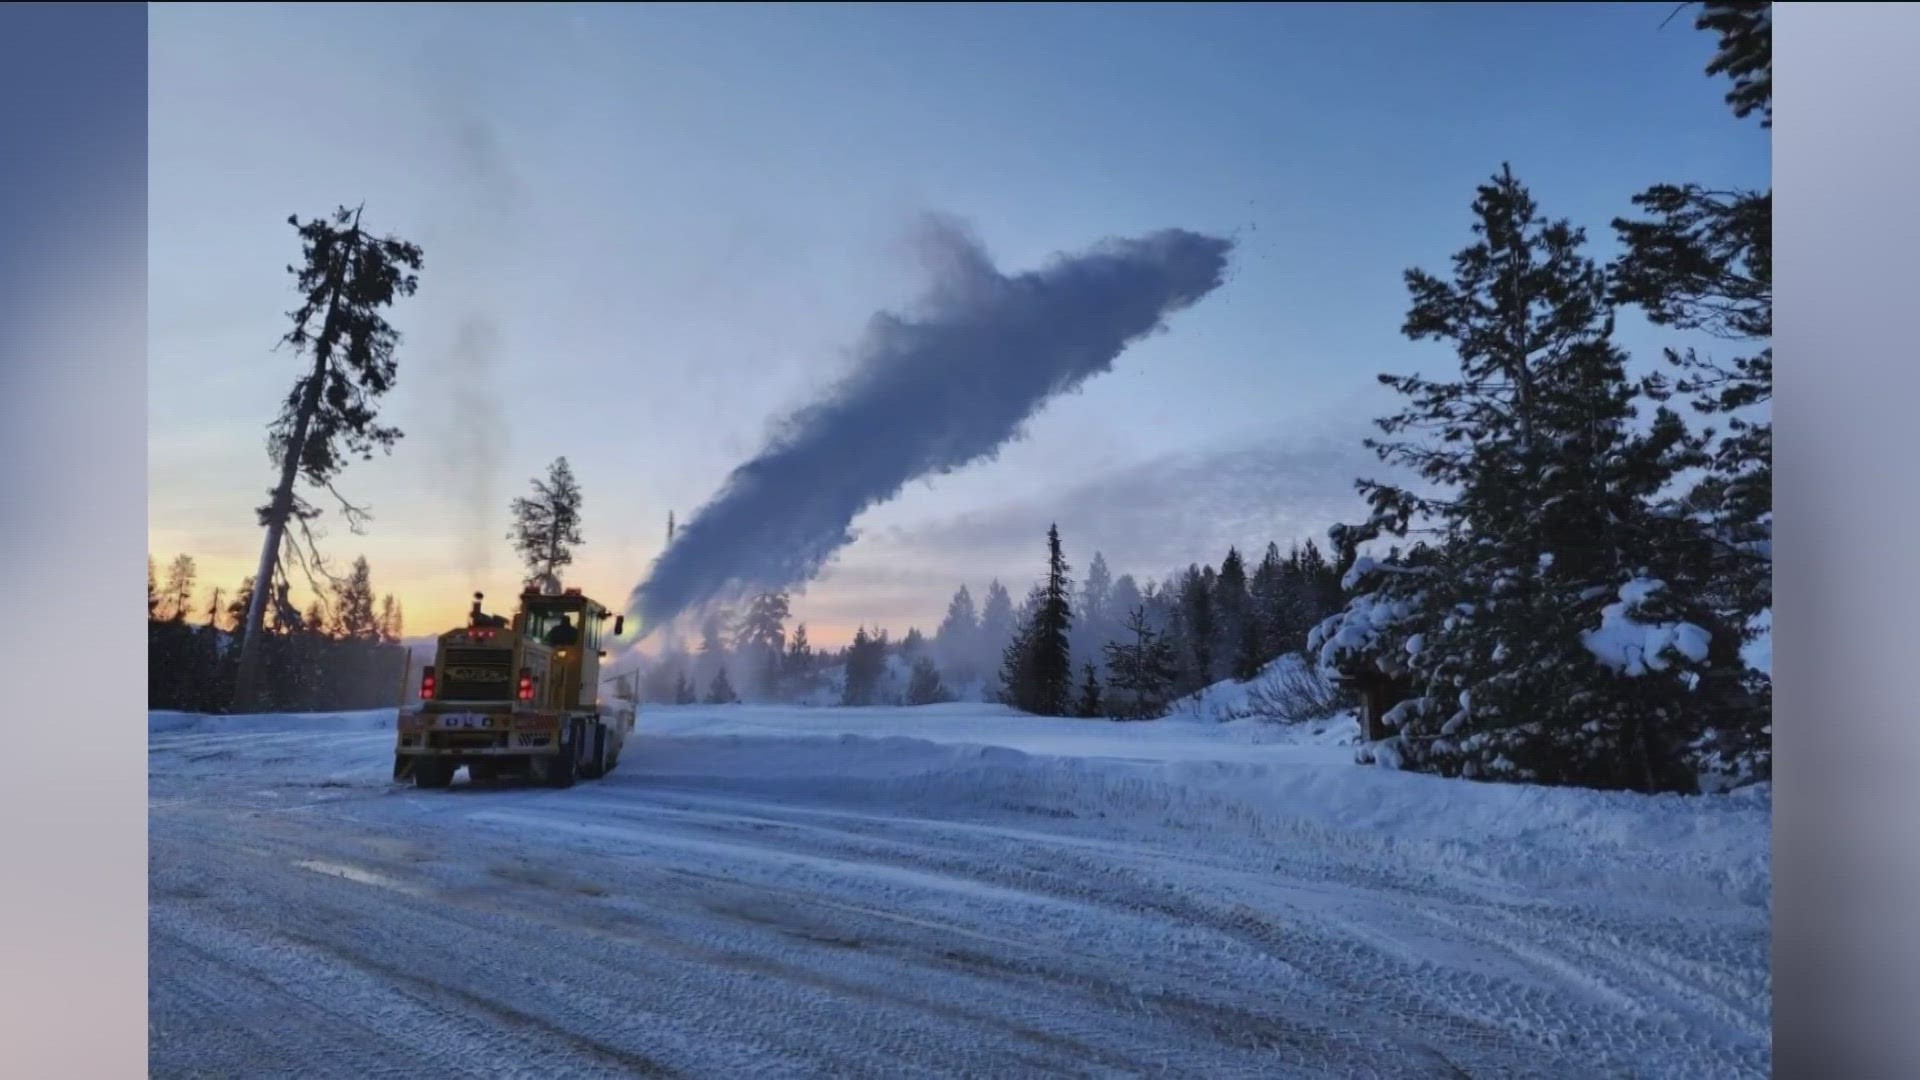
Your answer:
[232,213,360,711]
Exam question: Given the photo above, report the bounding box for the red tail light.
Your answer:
[420,666,435,700]
[517,668,533,701]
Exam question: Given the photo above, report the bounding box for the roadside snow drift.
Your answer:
[150,703,1770,1078]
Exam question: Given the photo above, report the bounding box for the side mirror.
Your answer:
[612,615,625,636]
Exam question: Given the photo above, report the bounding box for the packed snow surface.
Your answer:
[151,703,1770,1078]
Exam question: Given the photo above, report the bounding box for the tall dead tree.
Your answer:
[232,206,423,709]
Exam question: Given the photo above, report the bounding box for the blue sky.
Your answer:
[148,2,1768,643]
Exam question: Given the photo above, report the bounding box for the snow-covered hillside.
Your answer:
[150,703,1770,1078]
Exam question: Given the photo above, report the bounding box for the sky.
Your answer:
[148,2,1769,647]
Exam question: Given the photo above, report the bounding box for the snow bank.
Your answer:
[1164,654,1358,732]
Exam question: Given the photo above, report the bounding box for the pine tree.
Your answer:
[1073,552,1115,674]
[228,577,255,632]
[1698,1,1770,128]
[377,594,400,644]
[842,626,885,706]
[1103,607,1181,719]
[784,623,815,691]
[906,655,950,706]
[330,556,380,640]
[978,580,1015,671]
[935,584,979,667]
[206,587,226,631]
[674,672,697,705]
[1032,524,1077,714]
[304,600,329,638]
[694,615,728,688]
[510,457,585,591]
[998,589,1041,710]
[1249,543,1285,661]
[1215,548,1257,681]
[1320,164,1736,792]
[1609,5,1770,635]
[1074,662,1104,718]
[1080,552,1113,628]
[163,555,198,623]
[899,627,927,657]
[1002,526,1075,716]
[732,591,790,695]
[1602,0,1771,784]
[236,206,424,709]
[705,667,738,705]
[148,557,160,620]
[1109,574,1143,635]
[1178,566,1215,689]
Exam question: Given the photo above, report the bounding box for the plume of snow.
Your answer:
[627,217,1233,637]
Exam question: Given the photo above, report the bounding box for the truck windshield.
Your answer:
[525,608,580,647]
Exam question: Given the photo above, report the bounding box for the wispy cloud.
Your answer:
[861,429,1390,595]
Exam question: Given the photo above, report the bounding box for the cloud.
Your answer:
[862,429,1391,591]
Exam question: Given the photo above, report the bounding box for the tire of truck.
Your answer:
[579,724,606,780]
[539,723,578,788]
[414,758,454,789]
[467,760,498,783]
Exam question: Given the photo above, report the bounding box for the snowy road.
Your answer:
[149,706,1771,1078]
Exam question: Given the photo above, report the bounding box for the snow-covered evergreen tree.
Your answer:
[1316,164,1753,792]
[1604,1,1771,783]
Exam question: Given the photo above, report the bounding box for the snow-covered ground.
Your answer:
[150,702,1770,1078]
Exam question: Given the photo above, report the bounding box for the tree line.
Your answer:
[148,552,407,712]
[619,527,1350,720]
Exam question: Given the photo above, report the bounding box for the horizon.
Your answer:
[147,3,1767,649]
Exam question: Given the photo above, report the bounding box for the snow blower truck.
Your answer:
[394,585,636,788]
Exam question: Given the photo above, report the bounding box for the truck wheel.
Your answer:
[542,723,578,788]
[580,724,606,780]
[414,759,453,789]
[467,761,498,783]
